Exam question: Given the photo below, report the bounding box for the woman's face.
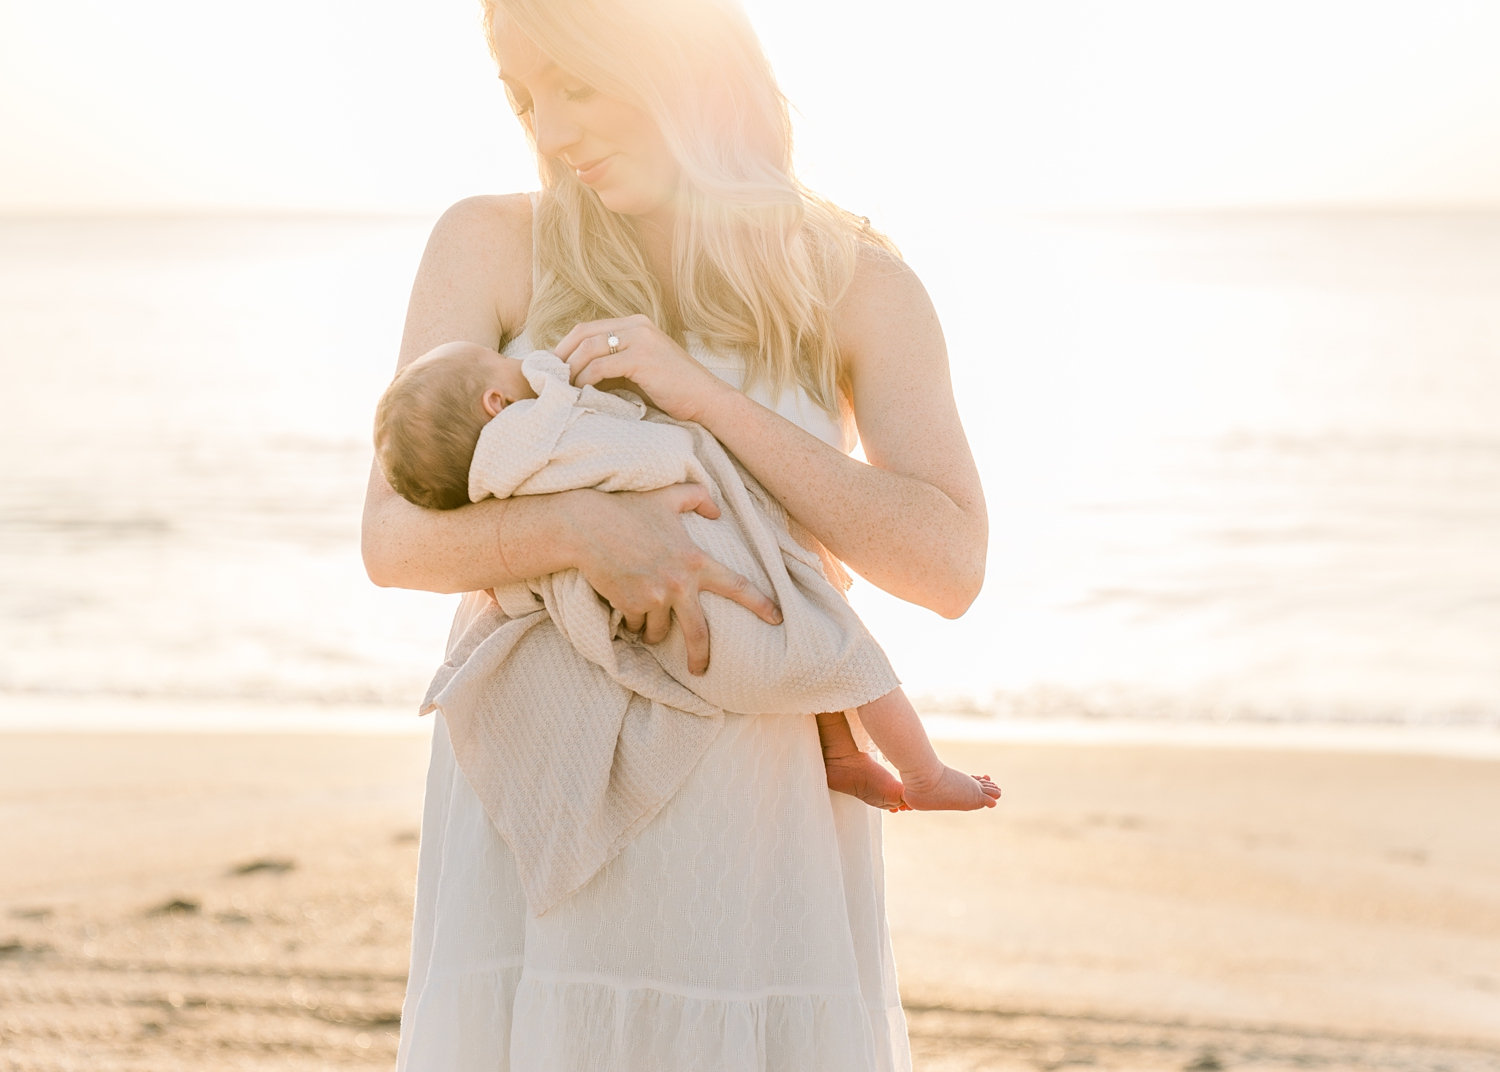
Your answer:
[492,16,680,224]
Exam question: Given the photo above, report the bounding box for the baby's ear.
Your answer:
[482,388,507,417]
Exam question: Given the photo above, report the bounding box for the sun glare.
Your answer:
[2,0,1499,213]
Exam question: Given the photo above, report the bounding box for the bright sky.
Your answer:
[2,0,1499,214]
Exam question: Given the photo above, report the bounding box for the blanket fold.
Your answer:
[422,351,900,915]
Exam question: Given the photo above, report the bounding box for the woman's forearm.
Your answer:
[361,468,583,594]
[696,387,987,618]
[363,464,782,670]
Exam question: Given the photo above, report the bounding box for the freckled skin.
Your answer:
[362,38,985,656]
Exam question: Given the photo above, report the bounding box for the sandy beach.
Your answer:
[2,720,1497,1071]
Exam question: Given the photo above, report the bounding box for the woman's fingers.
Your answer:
[553,317,632,361]
[578,483,780,670]
[562,329,628,387]
[700,561,781,626]
[554,314,647,371]
[672,600,712,675]
[642,607,673,648]
[660,484,780,627]
[552,314,723,423]
[665,482,720,520]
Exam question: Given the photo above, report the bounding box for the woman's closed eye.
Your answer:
[502,79,595,117]
[503,82,534,117]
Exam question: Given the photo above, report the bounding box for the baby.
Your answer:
[376,340,999,814]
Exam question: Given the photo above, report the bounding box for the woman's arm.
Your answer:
[360,195,778,669]
[704,251,986,617]
[361,194,556,592]
[560,249,987,618]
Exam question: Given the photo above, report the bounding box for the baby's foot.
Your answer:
[824,751,908,812]
[899,765,1001,812]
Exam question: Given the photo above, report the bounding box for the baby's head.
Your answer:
[374,341,535,510]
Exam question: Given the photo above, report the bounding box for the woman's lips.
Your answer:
[574,156,614,185]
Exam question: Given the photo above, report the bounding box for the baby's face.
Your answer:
[412,341,536,417]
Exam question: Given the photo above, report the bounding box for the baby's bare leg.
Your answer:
[857,688,1000,812]
[816,711,906,812]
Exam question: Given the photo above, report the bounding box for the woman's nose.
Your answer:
[532,100,581,159]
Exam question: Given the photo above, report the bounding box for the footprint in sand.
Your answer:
[146,898,201,916]
[9,906,54,921]
[229,858,296,876]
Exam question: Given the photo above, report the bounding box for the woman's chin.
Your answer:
[590,185,678,224]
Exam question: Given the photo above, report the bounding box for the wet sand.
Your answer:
[1,724,1497,1071]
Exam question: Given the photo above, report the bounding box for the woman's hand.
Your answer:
[554,314,732,424]
[565,483,782,675]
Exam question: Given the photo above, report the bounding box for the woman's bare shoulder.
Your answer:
[428,193,535,322]
[834,241,941,372]
[432,192,533,240]
[401,193,536,361]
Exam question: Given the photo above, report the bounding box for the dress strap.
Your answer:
[527,190,541,295]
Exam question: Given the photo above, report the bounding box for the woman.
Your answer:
[361,0,987,1066]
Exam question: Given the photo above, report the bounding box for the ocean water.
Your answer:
[2,210,1497,726]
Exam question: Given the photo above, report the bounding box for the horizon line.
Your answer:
[5,200,1500,223]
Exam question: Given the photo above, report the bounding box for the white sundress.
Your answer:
[394,331,912,1072]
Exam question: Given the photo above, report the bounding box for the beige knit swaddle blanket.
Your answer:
[421,351,900,915]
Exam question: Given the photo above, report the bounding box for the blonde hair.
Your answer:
[374,350,494,511]
[482,0,899,415]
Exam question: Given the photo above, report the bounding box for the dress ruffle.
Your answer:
[402,961,905,1072]
[396,709,911,1072]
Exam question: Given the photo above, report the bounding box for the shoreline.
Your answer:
[3,692,1499,758]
